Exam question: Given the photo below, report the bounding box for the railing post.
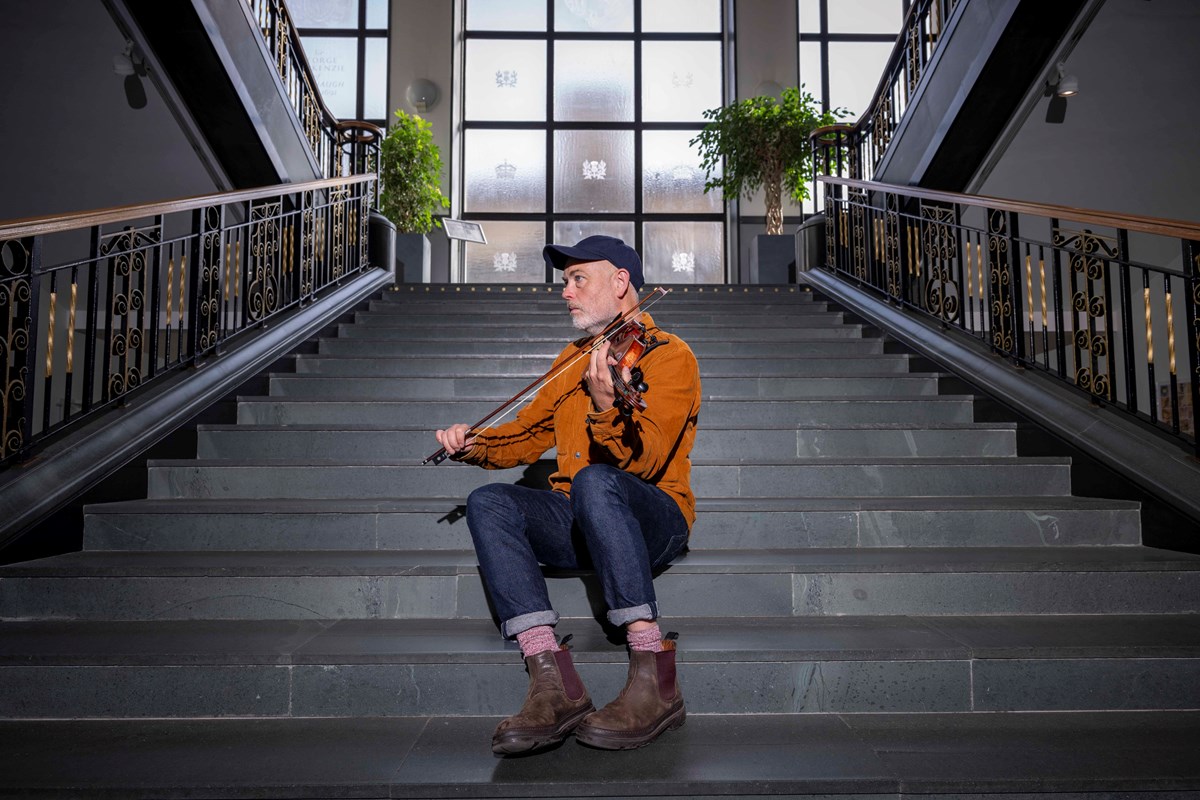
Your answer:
[985,209,1020,360]
[1,237,37,462]
[1184,238,1200,456]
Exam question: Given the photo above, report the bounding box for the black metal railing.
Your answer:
[246,0,382,181]
[816,175,1200,455]
[810,0,958,183]
[0,174,377,466]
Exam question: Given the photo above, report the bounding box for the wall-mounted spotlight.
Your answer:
[1044,61,1079,124]
[405,79,440,113]
[114,40,148,110]
[1051,62,1079,97]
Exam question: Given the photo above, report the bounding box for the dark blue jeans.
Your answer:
[466,464,690,638]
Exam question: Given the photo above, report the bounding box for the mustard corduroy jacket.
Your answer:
[454,312,701,528]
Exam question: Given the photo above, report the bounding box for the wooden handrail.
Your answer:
[819,175,1200,241]
[0,174,375,240]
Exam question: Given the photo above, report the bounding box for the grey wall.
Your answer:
[974,0,1200,226]
[0,1,220,222]
[387,0,454,281]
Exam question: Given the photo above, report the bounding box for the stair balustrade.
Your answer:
[810,174,1200,456]
[0,174,377,467]
[246,0,382,184]
[810,0,959,184]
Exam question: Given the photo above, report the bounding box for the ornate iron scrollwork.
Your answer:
[100,226,158,397]
[248,201,282,321]
[884,193,903,299]
[1056,227,1117,401]
[987,210,1016,353]
[0,238,32,460]
[921,203,960,323]
[849,188,868,280]
[197,206,223,352]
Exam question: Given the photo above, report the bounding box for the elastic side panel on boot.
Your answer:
[655,649,677,702]
[553,649,587,702]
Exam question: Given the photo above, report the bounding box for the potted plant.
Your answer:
[691,86,848,281]
[378,108,450,283]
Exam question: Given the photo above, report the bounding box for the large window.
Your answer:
[459,0,726,284]
[289,0,390,125]
[799,0,905,118]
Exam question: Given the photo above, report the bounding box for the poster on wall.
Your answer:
[1159,383,1195,435]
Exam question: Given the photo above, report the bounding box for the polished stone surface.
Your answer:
[0,713,1197,798]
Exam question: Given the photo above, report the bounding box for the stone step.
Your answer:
[142,457,1072,500]
[234,396,977,426]
[3,548,1199,622]
[265,374,942,399]
[295,350,914,371]
[1,616,1198,718]
[83,496,1140,551]
[2,711,1196,797]
[336,323,867,341]
[381,284,816,301]
[352,311,847,328]
[319,336,888,355]
[366,300,832,315]
[195,422,1016,461]
[3,710,1200,797]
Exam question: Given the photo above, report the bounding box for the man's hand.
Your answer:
[435,423,476,456]
[585,340,631,412]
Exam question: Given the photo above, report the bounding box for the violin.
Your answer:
[605,317,666,416]
[422,287,671,465]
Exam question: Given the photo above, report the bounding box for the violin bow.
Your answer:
[422,286,671,465]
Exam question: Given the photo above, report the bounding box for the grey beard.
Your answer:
[571,311,611,336]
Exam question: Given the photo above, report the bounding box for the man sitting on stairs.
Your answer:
[434,235,702,755]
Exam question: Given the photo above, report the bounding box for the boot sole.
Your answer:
[575,703,686,751]
[491,702,596,756]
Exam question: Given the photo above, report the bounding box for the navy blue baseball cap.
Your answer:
[542,235,644,289]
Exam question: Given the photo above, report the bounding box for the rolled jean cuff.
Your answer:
[607,602,658,628]
[501,609,560,639]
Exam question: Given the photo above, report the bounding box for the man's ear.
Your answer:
[613,267,631,297]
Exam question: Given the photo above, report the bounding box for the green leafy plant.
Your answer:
[378,109,450,234]
[691,86,850,235]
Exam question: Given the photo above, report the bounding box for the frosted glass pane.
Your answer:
[554,130,634,213]
[641,42,722,122]
[827,0,904,33]
[466,40,547,121]
[364,38,386,120]
[643,222,724,284]
[554,0,633,32]
[464,221,548,283]
[642,130,721,213]
[798,0,821,33]
[290,0,356,28]
[366,0,388,28]
[302,37,358,119]
[642,0,720,32]
[552,222,636,249]
[464,130,547,213]
[828,41,893,118]
[554,41,634,122]
[799,43,824,108]
[467,0,547,30]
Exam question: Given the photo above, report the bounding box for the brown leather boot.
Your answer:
[575,634,685,750]
[491,643,595,755]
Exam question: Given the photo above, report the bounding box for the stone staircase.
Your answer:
[1,284,1199,798]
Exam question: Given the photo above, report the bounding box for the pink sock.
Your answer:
[627,623,663,652]
[516,625,558,658]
